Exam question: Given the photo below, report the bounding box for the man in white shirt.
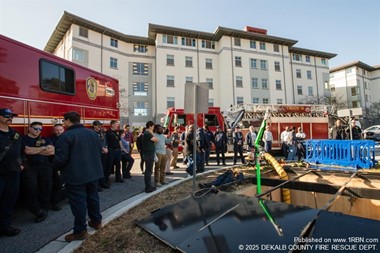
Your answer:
[263,126,273,153]
[280,126,289,158]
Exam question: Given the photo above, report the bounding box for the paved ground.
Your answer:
[1,148,379,253]
[0,153,234,253]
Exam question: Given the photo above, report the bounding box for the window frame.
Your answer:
[39,59,75,96]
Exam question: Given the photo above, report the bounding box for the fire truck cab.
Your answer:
[163,107,225,133]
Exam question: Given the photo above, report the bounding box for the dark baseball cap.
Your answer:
[93,120,103,126]
[0,108,18,117]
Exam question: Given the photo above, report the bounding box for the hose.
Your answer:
[263,153,291,204]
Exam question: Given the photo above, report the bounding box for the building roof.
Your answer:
[44,11,155,53]
[330,61,376,73]
[148,23,298,46]
[289,47,337,59]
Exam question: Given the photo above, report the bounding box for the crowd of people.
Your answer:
[1,106,364,241]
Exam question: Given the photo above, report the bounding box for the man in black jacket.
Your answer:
[0,108,22,237]
[54,111,103,242]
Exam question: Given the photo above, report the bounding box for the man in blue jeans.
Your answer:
[54,111,103,242]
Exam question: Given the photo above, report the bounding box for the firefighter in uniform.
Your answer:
[21,122,55,222]
[0,108,22,236]
[105,120,124,183]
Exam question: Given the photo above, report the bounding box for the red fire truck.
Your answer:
[0,35,119,136]
[162,104,330,152]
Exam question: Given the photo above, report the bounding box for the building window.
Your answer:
[134,44,148,53]
[352,101,359,108]
[133,62,149,76]
[185,56,193,67]
[110,57,118,69]
[364,82,367,89]
[306,55,311,63]
[236,76,243,87]
[234,38,241,46]
[330,86,335,92]
[167,75,175,87]
[296,69,302,78]
[351,87,357,96]
[181,37,196,47]
[205,58,213,69]
[277,99,283,104]
[293,54,302,61]
[133,82,148,96]
[249,41,256,49]
[262,79,268,89]
[133,102,148,116]
[259,42,266,50]
[260,60,267,70]
[167,97,175,108]
[274,61,281,72]
[308,86,313,96]
[251,78,258,88]
[273,44,279,52]
[321,58,327,65]
[250,58,257,69]
[163,35,178,44]
[365,95,369,102]
[206,78,213,89]
[79,27,88,38]
[252,97,259,104]
[110,38,118,48]
[297,85,303,95]
[208,98,214,107]
[201,40,215,49]
[263,98,269,104]
[237,96,244,105]
[276,80,282,90]
[40,59,75,95]
[72,48,85,62]
[167,54,174,66]
[307,70,312,79]
[235,56,242,67]
[186,76,193,84]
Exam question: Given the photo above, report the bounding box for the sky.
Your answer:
[0,0,379,68]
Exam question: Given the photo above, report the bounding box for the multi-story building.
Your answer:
[329,61,380,126]
[45,12,336,126]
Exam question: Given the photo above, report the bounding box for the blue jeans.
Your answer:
[65,180,102,234]
[0,171,20,229]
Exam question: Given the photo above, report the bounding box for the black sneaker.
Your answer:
[99,183,110,189]
[145,187,156,193]
[0,226,21,237]
[35,210,48,223]
[51,204,62,211]
[115,179,125,183]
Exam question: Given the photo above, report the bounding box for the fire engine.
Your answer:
[223,104,331,150]
[162,104,330,152]
[0,35,119,136]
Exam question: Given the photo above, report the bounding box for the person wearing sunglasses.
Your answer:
[21,121,55,223]
[0,108,22,236]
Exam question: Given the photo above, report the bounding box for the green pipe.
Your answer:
[254,117,267,194]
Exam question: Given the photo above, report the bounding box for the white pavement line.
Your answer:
[38,167,226,253]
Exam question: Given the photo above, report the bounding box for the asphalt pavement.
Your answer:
[0,153,228,253]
